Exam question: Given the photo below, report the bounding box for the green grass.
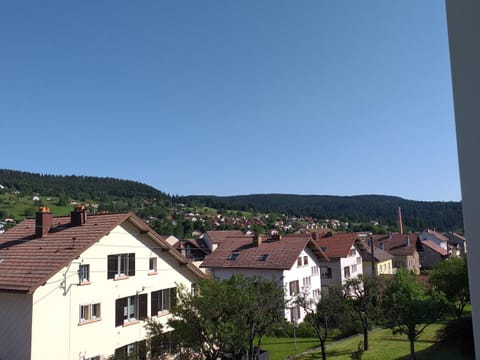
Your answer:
[261,337,320,360]
[264,323,473,360]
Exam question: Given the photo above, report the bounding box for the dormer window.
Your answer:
[227,253,239,261]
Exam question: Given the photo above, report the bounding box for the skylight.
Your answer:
[259,254,269,261]
[227,253,240,261]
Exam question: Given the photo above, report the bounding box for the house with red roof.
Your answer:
[372,233,421,274]
[0,206,206,360]
[200,233,329,323]
[313,232,363,293]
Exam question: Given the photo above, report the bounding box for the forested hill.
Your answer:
[0,169,169,202]
[183,194,463,231]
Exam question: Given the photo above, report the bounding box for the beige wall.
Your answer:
[0,293,33,360]
[30,222,200,360]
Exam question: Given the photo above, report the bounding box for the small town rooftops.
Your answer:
[314,232,359,258]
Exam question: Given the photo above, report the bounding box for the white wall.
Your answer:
[30,222,200,360]
[0,293,32,360]
[446,1,480,355]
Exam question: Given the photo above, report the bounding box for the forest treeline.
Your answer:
[183,194,463,231]
[0,170,463,232]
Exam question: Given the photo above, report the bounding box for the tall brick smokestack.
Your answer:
[398,207,404,235]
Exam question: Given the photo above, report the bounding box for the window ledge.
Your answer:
[79,281,91,286]
[114,275,129,281]
[156,311,171,318]
[122,319,140,327]
[148,271,158,276]
[78,318,101,326]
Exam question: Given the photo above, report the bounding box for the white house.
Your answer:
[313,232,363,295]
[0,206,207,360]
[200,233,329,323]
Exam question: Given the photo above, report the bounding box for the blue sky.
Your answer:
[0,1,460,201]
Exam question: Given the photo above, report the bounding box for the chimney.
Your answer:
[36,206,52,237]
[253,234,263,247]
[398,207,404,234]
[71,205,87,226]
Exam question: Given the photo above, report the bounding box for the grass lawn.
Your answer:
[264,323,473,360]
[261,337,320,360]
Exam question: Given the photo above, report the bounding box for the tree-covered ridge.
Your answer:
[0,169,170,201]
[183,194,463,232]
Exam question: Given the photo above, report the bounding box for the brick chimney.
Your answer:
[71,205,87,226]
[398,207,404,234]
[253,234,263,247]
[36,206,52,237]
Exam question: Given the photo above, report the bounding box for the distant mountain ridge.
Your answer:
[0,169,463,232]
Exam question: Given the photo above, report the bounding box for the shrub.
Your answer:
[437,316,474,357]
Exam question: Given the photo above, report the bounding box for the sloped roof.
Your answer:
[372,233,419,256]
[0,211,206,294]
[314,232,359,259]
[204,230,244,244]
[422,240,448,256]
[360,247,394,263]
[444,232,466,245]
[201,233,329,270]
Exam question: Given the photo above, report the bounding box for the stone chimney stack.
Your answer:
[71,205,87,226]
[36,206,52,237]
[253,234,263,247]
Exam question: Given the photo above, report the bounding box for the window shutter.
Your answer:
[151,290,159,316]
[128,253,136,276]
[108,255,117,279]
[139,294,147,320]
[170,287,177,309]
[115,298,127,327]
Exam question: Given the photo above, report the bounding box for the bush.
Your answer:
[437,317,474,357]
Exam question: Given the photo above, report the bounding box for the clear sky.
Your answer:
[0,1,460,201]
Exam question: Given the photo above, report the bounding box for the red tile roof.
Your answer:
[372,233,419,256]
[201,234,329,270]
[0,211,206,294]
[314,232,359,258]
[204,230,244,244]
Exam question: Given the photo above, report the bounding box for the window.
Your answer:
[297,257,302,266]
[312,288,321,298]
[349,248,357,257]
[311,265,319,276]
[320,266,332,279]
[78,264,90,283]
[108,253,135,279]
[302,276,311,289]
[351,264,357,273]
[259,254,269,261]
[303,256,308,265]
[151,288,177,316]
[289,280,300,296]
[79,303,101,323]
[227,253,239,261]
[290,305,301,323]
[344,266,351,279]
[115,294,147,326]
[356,256,362,265]
[115,341,146,360]
[149,257,157,274]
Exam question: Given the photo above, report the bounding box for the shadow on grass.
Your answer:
[394,342,475,360]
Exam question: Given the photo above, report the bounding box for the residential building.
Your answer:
[200,233,329,323]
[0,206,206,360]
[314,232,363,293]
[372,233,421,274]
[444,232,467,257]
[418,240,448,270]
[200,230,244,252]
[359,246,394,276]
